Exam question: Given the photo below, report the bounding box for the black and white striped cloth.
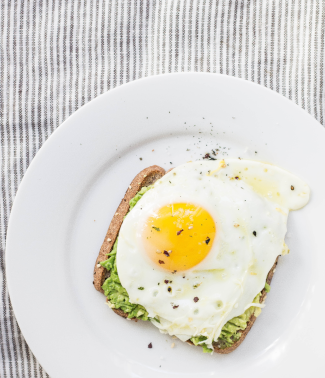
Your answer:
[1,1,324,377]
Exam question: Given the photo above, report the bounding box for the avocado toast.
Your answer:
[93,165,280,354]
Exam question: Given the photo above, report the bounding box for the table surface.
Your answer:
[1,1,324,377]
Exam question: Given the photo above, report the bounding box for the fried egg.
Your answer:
[116,159,310,347]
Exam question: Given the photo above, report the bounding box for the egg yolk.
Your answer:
[142,203,216,271]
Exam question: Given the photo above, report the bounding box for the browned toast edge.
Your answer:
[93,165,166,293]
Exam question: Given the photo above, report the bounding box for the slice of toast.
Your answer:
[93,165,280,352]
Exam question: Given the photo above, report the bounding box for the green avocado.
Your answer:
[265,282,271,293]
[100,185,270,351]
[128,186,152,211]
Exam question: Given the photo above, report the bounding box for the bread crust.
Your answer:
[94,165,281,353]
[93,165,166,293]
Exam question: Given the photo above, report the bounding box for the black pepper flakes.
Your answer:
[164,280,169,284]
[163,250,170,257]
[205,237,211,245]
[158,260,165,264]
[168,287,172,292]
[291,185,294,190]
[148,343,152,348]
[173,305,179,309]
[253,231,257,236]
[177,229,184,236]
[139,157,143,160]
[193,297,199,303]
[203,152,216,160]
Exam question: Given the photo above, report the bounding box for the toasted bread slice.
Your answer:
[94,165,280,352]
[93,165,166,293]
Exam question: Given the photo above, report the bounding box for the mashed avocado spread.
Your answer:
[100,186,269,352]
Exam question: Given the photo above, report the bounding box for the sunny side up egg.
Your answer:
[116,159,310,347]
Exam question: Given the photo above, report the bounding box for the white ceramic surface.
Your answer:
[6,73,325,378]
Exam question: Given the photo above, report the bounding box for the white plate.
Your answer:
[6,73,325,378]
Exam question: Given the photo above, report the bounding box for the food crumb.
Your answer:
[171,343,175,348]
[148,343,152,348]
[107,238,112,242]
[140,157,143,160]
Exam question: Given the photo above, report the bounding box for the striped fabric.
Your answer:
[1,1,324,377]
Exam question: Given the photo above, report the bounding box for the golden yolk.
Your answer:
[142,203,216,271]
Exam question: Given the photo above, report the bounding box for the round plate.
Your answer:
[6,73,325,378]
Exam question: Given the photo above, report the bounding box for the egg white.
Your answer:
[116,160,310,346]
